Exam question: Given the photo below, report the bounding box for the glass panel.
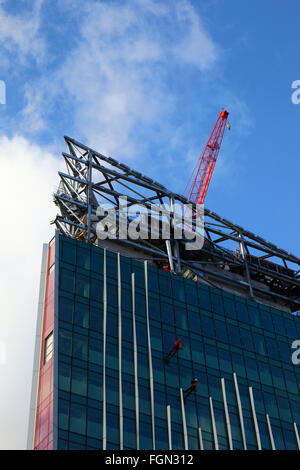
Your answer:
[122,381,135,411]
[60,268,75,293]
[89,338,102,365]
[201,315,215,339]
[106,375,119,405]
[91,250,103,274]
[69,402,86,435]
[76,273,90,298]
[89,306,102,333]
[158,272,172,297]
[253,333,267,356]
[211,294,223,315]
[273,314,286,336]
[175,304,188,330]
[172,278,185,302]
[74,301,89,328]
[88,370,102,401]
[244,356,259,382]
[71,366,87,396]
[223,297,236,320]
[59,296,73,323]
[248,305,261,328]
[59,362,71,391]
[58,399,69,430]
[214,319,228,343]
[161,301,174,325]
[87,407,102,439]
[59,329,72,356]
[62,240,76,264]
[204,343,219,369]
[185,282,198,306]
[148,268,158,293]
[240,328,254,352]
[198,287,211,310]
[227,325,241,348]
[77,246,90,270]
[73,333,88,361]
[90,277,103,303]
[219,349,232,373]
[236,301,249,324]
[148,296,161,321]
[123,416,136,449]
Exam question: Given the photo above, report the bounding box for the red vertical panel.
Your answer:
[33,239,56,450]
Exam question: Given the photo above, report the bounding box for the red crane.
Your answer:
[184,109,229,205]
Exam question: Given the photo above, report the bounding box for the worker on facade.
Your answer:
[183,377,198,401]
[164,338,182,363]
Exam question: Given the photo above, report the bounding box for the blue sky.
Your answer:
[1,0,300,251]
[0,0,299,449]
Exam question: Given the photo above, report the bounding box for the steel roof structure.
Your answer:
[53,136,300,312]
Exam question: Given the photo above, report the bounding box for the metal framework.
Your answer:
[53,136,300,312]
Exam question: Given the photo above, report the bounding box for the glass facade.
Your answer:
[41,232,300,450]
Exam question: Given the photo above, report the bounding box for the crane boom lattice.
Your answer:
[184,109,229,205]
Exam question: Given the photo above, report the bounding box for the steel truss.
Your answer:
[53,136,300,312]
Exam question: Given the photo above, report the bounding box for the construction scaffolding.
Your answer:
[53,136,300,312]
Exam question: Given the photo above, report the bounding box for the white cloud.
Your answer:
[173,1,219,70]
[21,0,219,159]
[21,86,46,132]
[0,0,45,66]
[0,135,61,449]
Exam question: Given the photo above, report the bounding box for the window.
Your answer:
[44,331,53,364]
[60,268,75,293]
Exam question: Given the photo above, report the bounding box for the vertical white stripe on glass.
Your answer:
[294,422,300,450]
[144,261,156,449]
[131,273,140,450]
[209,396,219,450]
[233,372,247,450]
[266,414,276,450]
[167,405,172,450]
[221,378,233,450]
[248,387,262,450]
[102,249,107,450]
[179,388,189,450]
[198,427,204,450]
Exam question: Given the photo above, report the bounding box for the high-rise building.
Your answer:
[27,138,300,450]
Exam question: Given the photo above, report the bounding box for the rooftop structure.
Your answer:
[53,136,300,313]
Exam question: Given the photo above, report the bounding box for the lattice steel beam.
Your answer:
[52,136,300,311]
